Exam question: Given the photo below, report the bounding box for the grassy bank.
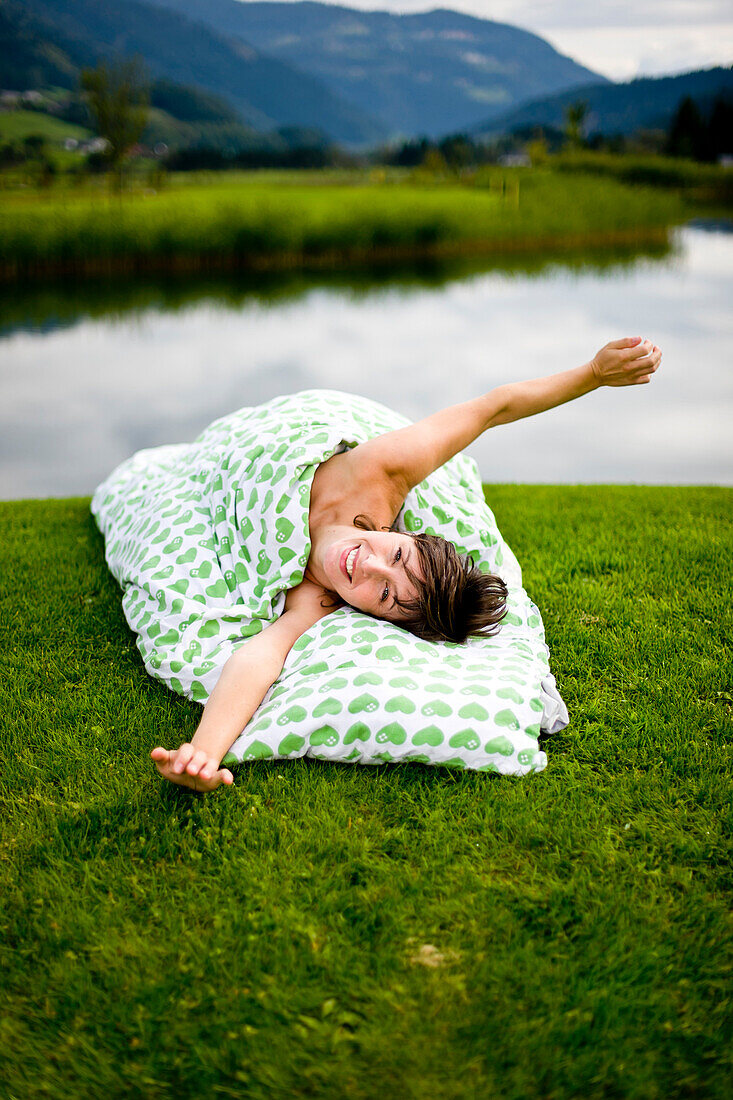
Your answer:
[0,169,681,281]
[554,152,733,207]
[1,488,731,1099]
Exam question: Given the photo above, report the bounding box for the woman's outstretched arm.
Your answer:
[350,337,661,498]
[150,579,335,792]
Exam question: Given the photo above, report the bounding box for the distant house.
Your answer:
[497,153,531,167]
[1,89,47,110]
[80,137,109,154]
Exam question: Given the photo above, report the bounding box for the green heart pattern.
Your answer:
[92,390,558,777]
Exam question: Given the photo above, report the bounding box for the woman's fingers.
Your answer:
[625,347,661,380]
[632,348,661,375]
[172,742,195,773]
[150,746,233,792]
[200,758,220,782]
[608,336,643,350]
[185,749,209,777]
[623,339,652,362]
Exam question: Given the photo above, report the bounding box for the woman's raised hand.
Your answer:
[150,743,234,792]
[590,337,662,387]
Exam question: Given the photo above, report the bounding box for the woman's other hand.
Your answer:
[150,743,234,792]
[590,337,662,387]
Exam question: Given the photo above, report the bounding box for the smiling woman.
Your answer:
[313,513,509,641]
[90,336,660,791]
[320,523,426,616]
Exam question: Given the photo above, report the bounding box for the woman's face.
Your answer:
[322,529,422,621]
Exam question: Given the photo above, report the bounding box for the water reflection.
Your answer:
[0,239,673,339]
[1,227,730,498]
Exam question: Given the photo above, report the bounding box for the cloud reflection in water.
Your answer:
[0,227,730,498]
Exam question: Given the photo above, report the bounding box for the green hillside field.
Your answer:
[0,486,730,1099]
[0,108,91,143]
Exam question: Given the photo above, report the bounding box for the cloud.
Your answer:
[540,22,733,79]
[236,0,731,28]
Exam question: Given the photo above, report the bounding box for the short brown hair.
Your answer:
[353,514,507,644]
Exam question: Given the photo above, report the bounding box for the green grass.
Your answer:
[1,487,730,1099]
[0,108,91,144]
[554,151,733,206]
[0,169,680,280]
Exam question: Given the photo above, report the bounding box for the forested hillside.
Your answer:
[144,0,609,138]
[1,0,385,145]
[477,65,733,140]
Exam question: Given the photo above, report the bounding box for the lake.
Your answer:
[1,223,731,499]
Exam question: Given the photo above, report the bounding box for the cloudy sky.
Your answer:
[237,0,733,81]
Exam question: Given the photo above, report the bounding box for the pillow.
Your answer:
[222,597,553,776]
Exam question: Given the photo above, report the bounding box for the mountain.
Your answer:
[0,1,268,153]
[1,0,386,144]
[146,0,609,139]
[474,65,733,140]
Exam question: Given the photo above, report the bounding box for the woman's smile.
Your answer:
[340,544,360,582]
[324,529,422,618]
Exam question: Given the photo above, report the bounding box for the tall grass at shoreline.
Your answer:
[0,169,681,281]
[1,487,730,1099]
[554,151,733,205]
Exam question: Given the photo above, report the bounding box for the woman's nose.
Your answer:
[361,554,377,577]
[362,552,388,579]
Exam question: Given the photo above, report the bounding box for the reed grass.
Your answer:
[554,152,733,205]
[0,169,681,281]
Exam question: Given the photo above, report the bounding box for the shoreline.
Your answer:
[0,226,672,284]
[0,169,683,283]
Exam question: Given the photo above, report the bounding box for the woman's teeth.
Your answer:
[345,547,358,579]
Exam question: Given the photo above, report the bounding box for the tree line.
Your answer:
[2,58,731,186]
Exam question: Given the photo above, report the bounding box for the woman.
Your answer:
[151,336,661,791]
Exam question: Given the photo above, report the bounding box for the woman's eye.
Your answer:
[395,548,401,563]
[381,585,389,603]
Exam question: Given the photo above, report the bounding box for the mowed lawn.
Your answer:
[0,487,730,1100]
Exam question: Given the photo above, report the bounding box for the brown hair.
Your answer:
[351,514,507,645]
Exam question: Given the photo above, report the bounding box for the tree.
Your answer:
[421,146,449,177]
[526,137,549,166]
[438,133,475,172]
[564,101,588,150]
[665,96,709,161]
[708,94,733,160]
[81,58,149,189]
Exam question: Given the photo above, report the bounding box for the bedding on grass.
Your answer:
[91,390,567,776]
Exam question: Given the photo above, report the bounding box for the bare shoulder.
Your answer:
[309,447,406,530]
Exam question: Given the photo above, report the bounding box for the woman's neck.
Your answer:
[305,522,351,588]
